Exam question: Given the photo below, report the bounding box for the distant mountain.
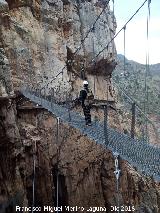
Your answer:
[116,54,160,76]
[113,54,160,115]
[149,63,160,75]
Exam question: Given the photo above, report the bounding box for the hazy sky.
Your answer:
[110,0,160,64]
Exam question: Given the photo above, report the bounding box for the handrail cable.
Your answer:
[41,0,148,92]
[93,0,148,60]
[33,0,151,131]
[112,79,155,126]
[40,1,110,91]
[74,0,110,55]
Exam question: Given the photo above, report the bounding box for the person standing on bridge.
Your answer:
[79,80,94,126]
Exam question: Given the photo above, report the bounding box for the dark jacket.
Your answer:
[79,88,88,107]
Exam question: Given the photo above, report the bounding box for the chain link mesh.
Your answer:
[113,80,160,146]
[21,86,160,181]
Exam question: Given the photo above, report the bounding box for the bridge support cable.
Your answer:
[56,117,60,213]
[74,0,110,55]
[21,88,160,180]
[104,105,109,147]
[56,169,59,213]
[32,141,37,213]
[112,79,159,142]
[92,0,148,61]
[91,26,96,97]
[38,0,148,98]
[112,80,154,126]
[37,0,148,95]
[131,102,136,139]
[143,0,151,142]
[93,60,96,97]
[113,152,121,211]
[123,25,126,76]
[40,0,110,92]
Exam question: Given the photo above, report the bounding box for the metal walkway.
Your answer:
[21,88,160,181]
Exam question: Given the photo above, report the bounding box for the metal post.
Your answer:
[32,141,36,213]
[93,61,96,97]
[123,26,126,76]
[56,170,59,213]
[131,102,136,139]
[113,152,121,212]
[56,117,60,213]
[104,104,108,147]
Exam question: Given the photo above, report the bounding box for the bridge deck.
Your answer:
[21,90,160,181]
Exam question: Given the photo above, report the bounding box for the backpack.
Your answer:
[84,88,94,106]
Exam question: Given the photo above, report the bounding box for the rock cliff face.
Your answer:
[0,0,116,100]
[0,0,160,213]
[1,105,159,212]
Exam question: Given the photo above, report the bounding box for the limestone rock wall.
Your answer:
[0,48,14,96]
[0,100,28,212]
[9,107,160,212]
[0,0,160,212]
[0,97,160,212]
[0,0,116,100]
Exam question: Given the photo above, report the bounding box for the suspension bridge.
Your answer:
[1,0,160,211]
[21,86,160,181]
[19,0,159,180]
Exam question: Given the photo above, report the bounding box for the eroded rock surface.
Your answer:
[16,108,160,212]
[0,0,160,212]
[0,0,116,100]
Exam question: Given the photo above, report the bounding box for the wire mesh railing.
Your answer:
[20,85,160,181]
[112,80,160,147]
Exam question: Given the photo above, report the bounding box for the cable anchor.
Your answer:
[113,152,121,187]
